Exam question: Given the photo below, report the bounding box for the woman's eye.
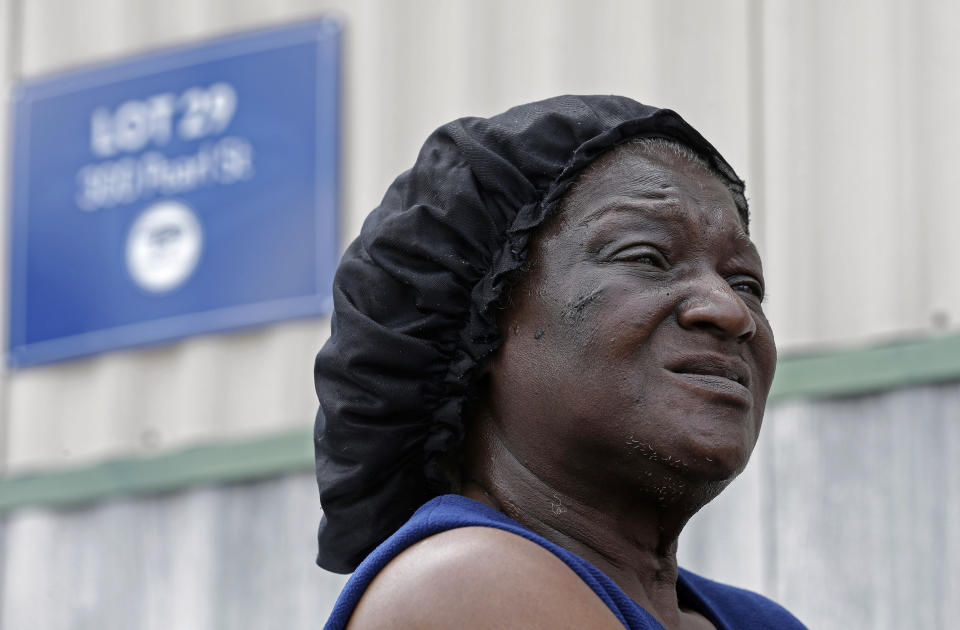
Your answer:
[730,278,764,301]
[611,247,666,267]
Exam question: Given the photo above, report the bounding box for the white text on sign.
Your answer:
[89,82,238,157]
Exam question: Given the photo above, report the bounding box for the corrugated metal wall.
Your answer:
[5,0,960,469]
[1,0,958,628]
[6,0,761,474]
[5,0,960,475]
[761,0,960,349]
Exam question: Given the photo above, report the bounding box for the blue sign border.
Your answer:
[8,19,341,367]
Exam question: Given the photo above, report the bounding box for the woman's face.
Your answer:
[484,145,777,504]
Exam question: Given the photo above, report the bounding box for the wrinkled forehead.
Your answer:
[556,139,750,241]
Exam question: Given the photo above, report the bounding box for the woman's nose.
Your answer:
[677,282,756,342]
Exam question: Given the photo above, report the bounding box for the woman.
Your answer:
[314,95,805,629]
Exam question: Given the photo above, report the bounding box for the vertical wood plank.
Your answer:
[1,475,348,630]
[768,384,960,629]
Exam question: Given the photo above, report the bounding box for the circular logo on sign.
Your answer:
[126,200,203,293]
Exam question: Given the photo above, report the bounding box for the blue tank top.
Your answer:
[324,495,806,629]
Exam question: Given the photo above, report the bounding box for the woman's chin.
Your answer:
[680,440,754,483]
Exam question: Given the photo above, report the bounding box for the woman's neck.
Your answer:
[461,418,718,630]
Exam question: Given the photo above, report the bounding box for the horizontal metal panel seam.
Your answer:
[769,332,960,400]
[0,428,313,513]
[2,330,960,514]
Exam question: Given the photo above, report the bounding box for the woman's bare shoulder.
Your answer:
[345,526,624,629]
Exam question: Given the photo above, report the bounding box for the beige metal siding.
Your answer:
[761,0,960,349]
[1,0,16,473]
[4,0,759,472]
[3,0,958,470]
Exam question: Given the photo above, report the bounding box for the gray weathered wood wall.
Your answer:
[1,475,348,629]
[681,382,960,629]
[2,382,958,629]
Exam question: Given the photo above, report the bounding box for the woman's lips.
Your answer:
[666,370,753,407]
[664,355,753,407]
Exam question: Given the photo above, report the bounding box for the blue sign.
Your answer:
[8,19,341,367]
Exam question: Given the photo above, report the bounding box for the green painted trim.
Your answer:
[768,332,960,402]
[2,332,960,514]
[0,428,314,514]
